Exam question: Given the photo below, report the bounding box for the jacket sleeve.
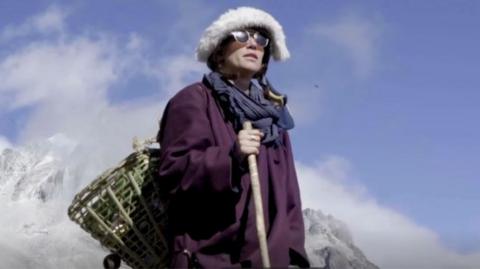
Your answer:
[283,131,310,267]
[157,85,241,195]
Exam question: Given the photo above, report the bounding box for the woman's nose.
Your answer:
[246,36,261,49]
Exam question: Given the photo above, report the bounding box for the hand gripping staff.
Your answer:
[242,121,271,268]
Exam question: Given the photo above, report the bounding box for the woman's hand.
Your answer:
[233,129,264,162]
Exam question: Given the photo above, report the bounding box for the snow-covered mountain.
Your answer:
[0,135,378,268]
[0,134,72,202]
[304,208,379,269]
[0,134,108,268]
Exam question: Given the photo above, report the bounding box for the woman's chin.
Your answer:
[235,65,262,77]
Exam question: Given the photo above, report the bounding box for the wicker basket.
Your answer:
[68,141,169,269]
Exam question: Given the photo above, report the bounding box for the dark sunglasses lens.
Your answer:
[232,31,249,43]
[254,33,269,47]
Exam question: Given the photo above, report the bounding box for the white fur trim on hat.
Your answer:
[196,6,290,62]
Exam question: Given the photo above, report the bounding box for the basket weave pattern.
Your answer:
[68,148,169,269]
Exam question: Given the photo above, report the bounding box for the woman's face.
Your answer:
[220,30,267,79]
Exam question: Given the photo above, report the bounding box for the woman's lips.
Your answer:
[244,53,258,59]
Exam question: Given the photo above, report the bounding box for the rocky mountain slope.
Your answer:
[303,208,379,269]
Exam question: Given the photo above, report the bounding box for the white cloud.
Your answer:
[0,3,206,170]
[1,5,67,42]
[298,156,480,268]
[126,32,146,51]
[0,34,134,164]
[30,5,66,34]
[3,37,204,169]
[154,55,206,96]
[0,21,204,156]
[311,14,380,78]
[0,136,12,152]
[0,37,117,109]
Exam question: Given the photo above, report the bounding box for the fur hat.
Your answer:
[196,6,290,63]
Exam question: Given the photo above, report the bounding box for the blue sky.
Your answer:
[0,1,479,267]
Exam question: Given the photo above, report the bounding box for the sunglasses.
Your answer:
[229,30,270,47]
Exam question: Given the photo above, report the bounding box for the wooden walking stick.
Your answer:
[242,121,271,268]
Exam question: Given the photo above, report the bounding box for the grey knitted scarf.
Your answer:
[205,72,294,146]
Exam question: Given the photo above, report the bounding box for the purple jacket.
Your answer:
[157,79,309,268]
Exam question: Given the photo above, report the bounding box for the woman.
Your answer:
[157,6,309,268]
